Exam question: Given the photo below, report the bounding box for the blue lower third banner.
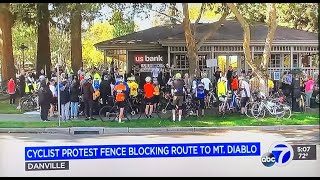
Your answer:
[25,142,261,161]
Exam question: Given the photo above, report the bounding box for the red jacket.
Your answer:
[231,78,239,90]
[7,79,16,94]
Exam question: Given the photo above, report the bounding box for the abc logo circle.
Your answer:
[261,152,276,167]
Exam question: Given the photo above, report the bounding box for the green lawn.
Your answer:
[0,100,23,114]
[0,113,318,128]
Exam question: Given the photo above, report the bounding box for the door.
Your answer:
[217,55,239,76]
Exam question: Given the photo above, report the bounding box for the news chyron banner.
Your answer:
[0,141,319,176]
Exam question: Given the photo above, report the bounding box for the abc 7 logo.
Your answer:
[261,142,294,167]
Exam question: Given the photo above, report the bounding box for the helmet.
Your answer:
[145,76,151,82]
[85,75,91,80]
[175,73,182,79]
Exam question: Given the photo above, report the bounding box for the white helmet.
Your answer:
[85,75,91,80]
[145,76,151,82]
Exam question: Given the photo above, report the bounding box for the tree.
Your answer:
[36,3,51,77]
[52,3,104,73]
[182,3,229,76]
[234,3,318,32]
[12,22,37,68]
[109,10,136,37]
[226,3,277,95]
[82,21,114,66]
[70,3,82,73]
[0,3,15,83]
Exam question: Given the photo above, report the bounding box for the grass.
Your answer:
[0,113,318,128]
[0,100,23,114]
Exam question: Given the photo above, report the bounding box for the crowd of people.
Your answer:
[5,62,319,122]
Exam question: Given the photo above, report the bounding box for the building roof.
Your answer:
[95,20,318,48]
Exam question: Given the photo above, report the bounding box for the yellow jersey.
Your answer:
[128,81,139,97]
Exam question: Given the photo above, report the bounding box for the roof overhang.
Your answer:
[159,40,319,46]
[95,44,164,51]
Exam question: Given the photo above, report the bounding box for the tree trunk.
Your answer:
[227,3,278,97]
[261,4,277,96]
[261,4,277,72]
[182,3,199,77]
[226,3,264,79]
[70,4,82,73]
[36,3,51,78]
[0,3,15,83]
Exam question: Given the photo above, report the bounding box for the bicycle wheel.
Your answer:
[281,104,292,119]
[251,102,266,119]
[245,102,255,118]
[315,94,319,104]
[128,105,143,120]
[99,105,117,122]
[273,105,286,118]
[21,99,36,112]
[159,101,173,119]
[218,102,227,116]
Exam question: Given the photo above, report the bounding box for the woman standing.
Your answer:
[304,75,314,107]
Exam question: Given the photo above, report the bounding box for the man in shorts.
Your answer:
[113,77,128,123]
[143,76,155,118]
[239,76,251,116]
[172,73,185,122]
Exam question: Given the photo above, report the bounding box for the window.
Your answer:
[254,54,263,65]
[293,54,299,68]
[175,54,188,69]
[283,54,291,68]
[174,54,207,69]
[198,55,207,70]
[269,54,281,68]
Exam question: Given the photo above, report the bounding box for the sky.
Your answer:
[99,3,187,31]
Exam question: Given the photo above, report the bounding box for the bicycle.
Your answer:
[250,98,289,119]
[204,88,217,109]
[99,96,142,121]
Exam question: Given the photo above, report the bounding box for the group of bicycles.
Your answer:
[98,87,217,122]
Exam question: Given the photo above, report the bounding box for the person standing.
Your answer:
[239,77,251,116]
[49,79,57,117]
[19,70,26,97]
[143,77,155,118]
[38,81,53,121]
[214,67,222,81]
[172,73,185,122]
[193,76,205,117]
[226,66,234,90]
[59,80,71,121]
[70,78,80,119]
[81,75,95,120]
[7,78,16,104]
[304,75,314,107]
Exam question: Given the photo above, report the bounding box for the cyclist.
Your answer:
[127,76,139,98]
[172,73,185,122]
[193,76,205,117]
[153,78,161,112]
[217,77,228,99]
[113,76,128,123]
[239,76,251,116]
[143,76,155,118]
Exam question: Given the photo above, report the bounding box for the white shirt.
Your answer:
[240,80,251,98]
[151,67,160,78]
[201,78,211,90]
[49,84,57,97]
